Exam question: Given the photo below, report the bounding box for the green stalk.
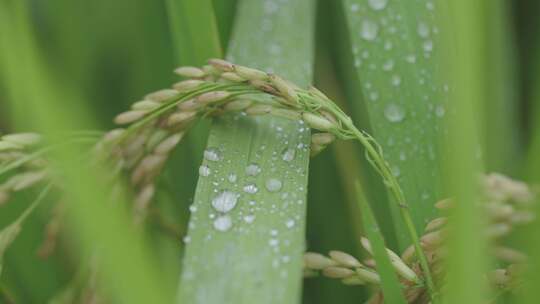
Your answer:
[441,0,488,303]
[320,102,436,300]
[483,0,521,174]
[165,0,222,66]
[177,0,315,303]
[520,15,540,304]
[355,182,407,304]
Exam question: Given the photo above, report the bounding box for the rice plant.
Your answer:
[0,0,539,303]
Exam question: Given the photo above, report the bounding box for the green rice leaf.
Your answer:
[519,20,540,304]
[177,0,315,303]
[341,0,446,248]
[0,2,172,303]
[165,0,222,158]
[212,0,239,51]
[483,0,522,173]
[166,0,223,65]
[355,181,407,304]
[441,1,488,303]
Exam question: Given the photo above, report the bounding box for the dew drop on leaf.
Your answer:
[204,148,221,161]
[282,148,296,162]
[199,165,211,177]
[243,183,259,194]
[243,215,255,224]
[360,19,379,41]
[265,178,283,192]
[391,74,402,86]
[286,219,295,228]
[423,40,434,52]
[213,215,233,232]
[245,163,261,176]
[227,173,237,183]
[211,191,239,213]
[435,105,446,117]
[384,103,406,123]
[417,22,430,38]
[368,0,388,11]
[382,60,394,71]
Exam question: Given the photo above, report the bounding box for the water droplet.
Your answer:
[391,166,401,177]
[417,22,430,38]
[227,173,237,183]
[369,91,379,101]
[204,148,221,161]
[435,105,446,117]
[243,184,259,194]
[244,215,255,223]
[391,75,402,86]
[183,236,191,243]
[382,60,394,71]
[384,104,406,123]
[286,219,295,228]
[189,205,197,213]
[263,1,278,14]
[405,54,416,63]
[245,163,261,176]
[265,178,283,192]
[269,44,282,55]
[214,215,232,231]
[368,0,388,10]
[269,238,279,247]
[423,40,434,52]
[199,165,211,177]
[361,50,370,59]
[282,148,295,162]
[360,20,379,41]
[399,151,407,161]
[212,191,239,213]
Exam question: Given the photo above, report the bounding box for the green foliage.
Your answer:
[166,0,223,66]
[177,0,314,303]
[341,0,446,248]
[355,182,407,304]
[441,1,488,303]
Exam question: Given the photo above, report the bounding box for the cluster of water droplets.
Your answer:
[185,117,310,253]
[179,116,312,290]
[348,0,449,123]
[179,0,317,299]
[345,0,450,210]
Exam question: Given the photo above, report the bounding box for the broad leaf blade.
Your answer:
[177,0,315,303]
[342,0,446,248]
